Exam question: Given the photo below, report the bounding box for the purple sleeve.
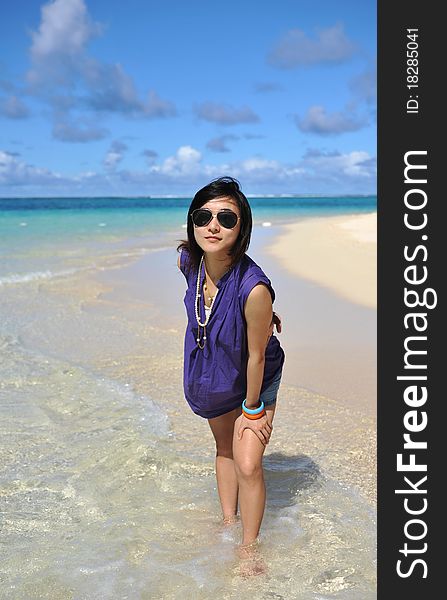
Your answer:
[239,272,275,313]
[179,248,191,283]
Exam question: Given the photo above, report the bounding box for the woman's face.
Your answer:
[192,196,241,259]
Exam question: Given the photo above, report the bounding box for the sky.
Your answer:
[0,0,376,197]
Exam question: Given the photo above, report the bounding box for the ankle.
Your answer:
[237,537,261,559]
[240,537,260,549]
[223,514,239,525]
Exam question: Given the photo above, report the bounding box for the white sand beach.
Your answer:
[266,212,377,309]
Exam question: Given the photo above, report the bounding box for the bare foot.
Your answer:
[219,515,240,542]
[238,558,267,577]
[236,538,267,577]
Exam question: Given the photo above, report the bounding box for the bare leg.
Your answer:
[232,406,276,545]
[208,407,241,520]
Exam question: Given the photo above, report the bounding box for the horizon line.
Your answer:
[0,193,378,200]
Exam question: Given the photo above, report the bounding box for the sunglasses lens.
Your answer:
[217,212,238,228]
[192,209,212,227]
[191,209,239,229]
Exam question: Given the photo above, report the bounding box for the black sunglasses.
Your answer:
[190,208,240,229]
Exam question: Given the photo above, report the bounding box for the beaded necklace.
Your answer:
[195,254,232,349]
[195,255,215,349]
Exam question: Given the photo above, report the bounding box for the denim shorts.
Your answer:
[259,369,283,407]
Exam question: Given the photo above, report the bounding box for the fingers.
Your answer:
[273,312,282,333]
[238,417,273,446]
[241,424,268,446]
[256,429,268,446]
[271,312,282,334]
[257,424,272,446]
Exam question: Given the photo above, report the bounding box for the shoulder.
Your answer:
[243,281,273,327]
[245,281,272,308]
[238,254,275,306]
[240,254,269,279]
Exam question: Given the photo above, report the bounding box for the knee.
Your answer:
[234,459,262,481]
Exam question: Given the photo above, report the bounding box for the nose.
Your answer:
[207,215,220,232]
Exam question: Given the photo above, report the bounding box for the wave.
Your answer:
[0,267,84,286]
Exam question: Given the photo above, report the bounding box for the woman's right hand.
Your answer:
[237,413,273,446]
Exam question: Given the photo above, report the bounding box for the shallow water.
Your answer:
[1,200,376,598]
[0,274,375,600]
[0,195,376,285]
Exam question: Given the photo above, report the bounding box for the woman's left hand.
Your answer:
[266,312,282,346]
[237,413,273,446]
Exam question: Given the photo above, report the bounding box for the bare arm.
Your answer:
[236,283,274,445]
[244,283,273,409]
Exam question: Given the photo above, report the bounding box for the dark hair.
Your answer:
[176,176,252,273]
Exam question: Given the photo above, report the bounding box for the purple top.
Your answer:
[180,247,285,419]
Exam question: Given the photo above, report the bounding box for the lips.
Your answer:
[205,236,221,240]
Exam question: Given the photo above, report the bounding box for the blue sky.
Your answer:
[0,0,376,196]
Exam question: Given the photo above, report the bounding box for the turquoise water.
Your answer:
[0,196,376,284]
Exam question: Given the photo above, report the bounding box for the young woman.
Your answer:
[177,176,285,565]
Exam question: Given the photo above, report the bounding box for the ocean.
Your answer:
[0,196,377,599]
[0,196,376,285]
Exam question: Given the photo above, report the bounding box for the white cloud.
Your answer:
[296,105,367,135]
[0,146,376,196]
[195,102,259,125]
[0,150,63,185]
[268,23,356,69]
[121,146,376,193]
[82,61,145,114]
[0,95,30,119]
[142,148,158,165]
[300,149,375,179]
[103,140,128,169]
[29,0,101,61]
[349,65,377,105]
[83,66,176,117]
[53,118,108,142]
[143,90,176,118]
[206,135,239,153]
[254,82,283,93]
[25,0,176,140]
[150,145,203,176]
[27,0,101,89]
[238,157,283,173]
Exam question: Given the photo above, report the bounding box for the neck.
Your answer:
[203,253,232,283]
